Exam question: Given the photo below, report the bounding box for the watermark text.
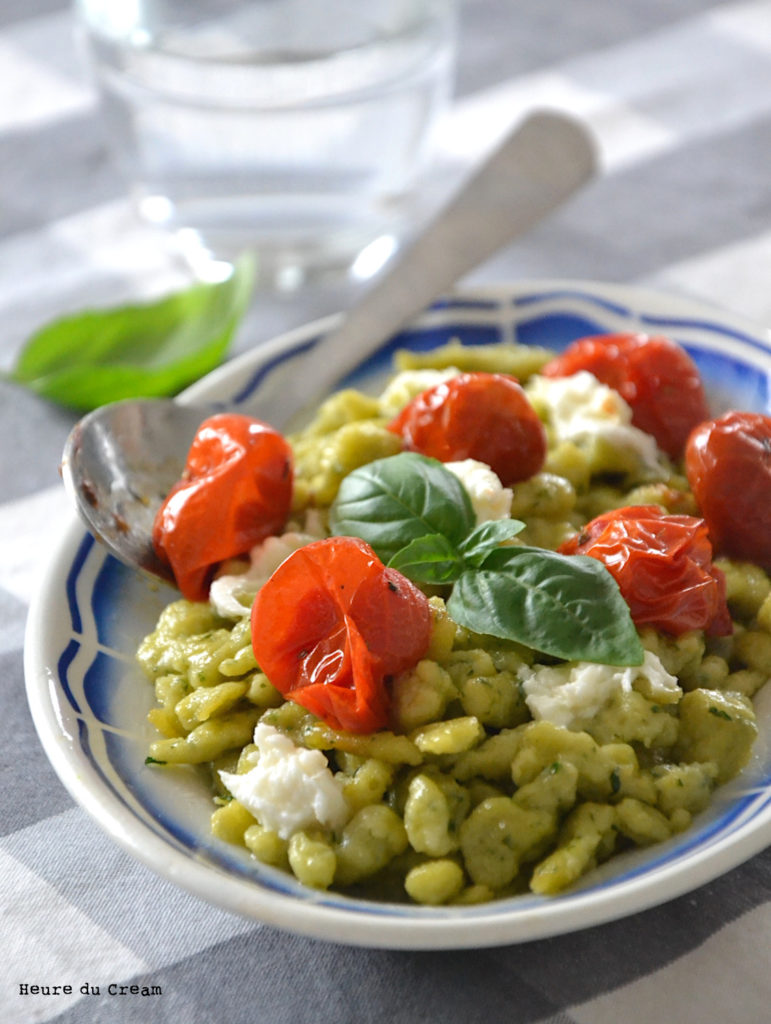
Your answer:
[19,982,162,997]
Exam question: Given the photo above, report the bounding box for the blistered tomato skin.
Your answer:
[153,414,293,601]
[387,371,547,485]
[542,333,709,460]
[560,504,732,636]
[685,411,771,568]
[251,537,431,733]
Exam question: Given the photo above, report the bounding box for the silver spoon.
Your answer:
[62,109,598,586]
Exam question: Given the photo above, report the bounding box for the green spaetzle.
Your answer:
[137,340,771,905]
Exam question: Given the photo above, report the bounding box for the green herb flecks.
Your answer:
[5,254,254,412]
[330,452,644,667]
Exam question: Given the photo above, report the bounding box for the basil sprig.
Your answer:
[329,451,476,563]
[5,255,254,412]
[330,452,643,666]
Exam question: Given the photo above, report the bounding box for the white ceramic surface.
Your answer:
[25,280,771,949]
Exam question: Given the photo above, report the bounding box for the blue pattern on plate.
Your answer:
[65,533,94,634]
[515,312,609,350]
[82,650,130,727]
[513,288,634,318]
[231,335,319,405]
[56,637,83,715]
[91,554,175,652]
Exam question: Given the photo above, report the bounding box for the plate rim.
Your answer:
[24,277,771,949]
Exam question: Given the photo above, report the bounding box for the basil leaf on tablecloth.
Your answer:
[6,255,254,412]
[330,452,475,563]
[448,546,644,665]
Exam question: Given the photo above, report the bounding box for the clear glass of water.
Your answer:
[75,0,457,287]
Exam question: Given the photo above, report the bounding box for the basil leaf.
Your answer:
[330,452,475,563]
[6,255,254,412]
[458,518,526,566]
[448,547,644,665]
[388,534,463,584]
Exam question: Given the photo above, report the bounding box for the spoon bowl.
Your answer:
[61,398,218,584]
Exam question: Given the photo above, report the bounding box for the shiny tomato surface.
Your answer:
[153,413,292,601]
[685,411,771,568]
[251,537,431,733]
[559,505,732,636]
[387,371,546,485]
[542,332,709,460]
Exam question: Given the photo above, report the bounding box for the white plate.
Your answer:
[25,280,771,949]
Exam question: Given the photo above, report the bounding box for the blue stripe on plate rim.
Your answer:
[227,287,771,411]
[511,286,771,357]
[64,532,94,635]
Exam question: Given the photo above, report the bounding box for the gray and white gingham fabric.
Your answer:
[3,2,771,1022]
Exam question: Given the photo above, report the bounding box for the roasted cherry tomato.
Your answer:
[153,413,293,601]
[251,537,431,733]
[685,411,771,568]
[541,332,709,460]
[559,505,731,636]
[387,371,547,485]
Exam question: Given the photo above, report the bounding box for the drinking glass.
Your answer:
[75,0,457,287]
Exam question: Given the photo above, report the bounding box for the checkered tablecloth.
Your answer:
[2,2,770,1022]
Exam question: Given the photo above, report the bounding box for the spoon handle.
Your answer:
[266,110,598,424]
